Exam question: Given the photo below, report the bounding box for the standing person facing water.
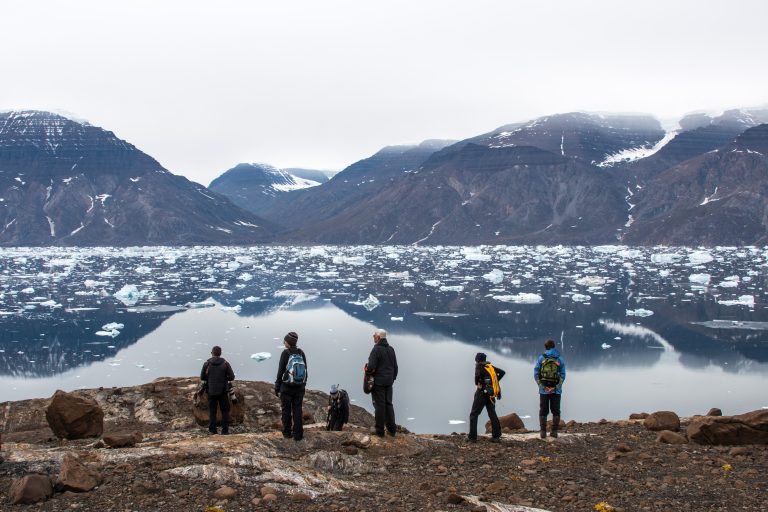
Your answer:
[275,331,307,441]
[467,352,505,443]
[534,338,566,438]
[367,328,398,437]
[200,345,235,435]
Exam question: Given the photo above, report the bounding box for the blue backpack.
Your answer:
[283,352,307,384]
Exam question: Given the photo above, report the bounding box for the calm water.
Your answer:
[1,245,767,433]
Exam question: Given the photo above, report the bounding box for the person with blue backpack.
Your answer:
[274,331,307,441]
[534,339,566,439]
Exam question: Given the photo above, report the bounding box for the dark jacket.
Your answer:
[475,362,505,393]
[201,356,235,396]
[275,347,307,393]
[367,338,398,387]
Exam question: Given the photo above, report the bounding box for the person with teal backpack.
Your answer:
[275,331,307,441]
[534,339,566,438]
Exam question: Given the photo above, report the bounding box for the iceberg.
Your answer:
[250,352,271,361]
[626,309,654,317]
[571,293,591,303]
[185,300,216,309]
[494,293,543,304]
[361,294,380,311]
[718,295,755,307]
[114,284,145,306]
[601,343,612,349]
[482,269,504,284]
[688,273,711,285]
[102,322,124,331]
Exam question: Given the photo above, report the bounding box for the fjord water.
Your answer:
[1,245,767,433]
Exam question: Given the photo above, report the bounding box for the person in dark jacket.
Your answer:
[200,345,235,435]
[274,331,307,441]
[326,384,350,431]
[534,339,567,438]
[468,352,505,442]
[367,328,398,437]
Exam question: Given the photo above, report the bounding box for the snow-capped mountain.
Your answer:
[0,111,273,246]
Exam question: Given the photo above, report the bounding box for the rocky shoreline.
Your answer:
[1,378,766,511]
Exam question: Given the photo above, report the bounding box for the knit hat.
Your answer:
[330,384,339,395]
[284,331,298,346]
[475,352,487,363]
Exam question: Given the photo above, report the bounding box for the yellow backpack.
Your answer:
[483,363,502,400]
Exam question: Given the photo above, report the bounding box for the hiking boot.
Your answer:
[208,429,218,435]
[387,430,396,438]
[551,416,560,438]
[466,437,477,443]
[221,430,230,435]
[489,437,501,443]
[282,433,292,439]
[539,416,547,439]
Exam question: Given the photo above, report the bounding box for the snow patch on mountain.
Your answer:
[598,130,678,167]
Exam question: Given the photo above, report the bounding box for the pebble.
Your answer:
[213,486,236,499]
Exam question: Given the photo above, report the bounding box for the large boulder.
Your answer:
[687,409,768,445]
[45,390,104,440]
[8,474,54,505]
[643,411,680,432]
[486,412,524,433]
[56,454,102,493]
[192,389,245,427]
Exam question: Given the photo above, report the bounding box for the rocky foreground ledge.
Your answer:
[0,378,767,511]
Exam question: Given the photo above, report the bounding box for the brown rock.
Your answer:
[291,492,312,501]
[729,446,750,457]
[446,493,465,504]
[9,474,54,505]
[643,411,680,432]
[485,412,524,433]
[103,431,143,448]
[260,485,278,497]
[615,443,633,453]
[56,454,102,492]
[688,409,768,445]
[263,493,278,502]
[342,433,372,449]
[343,445,359,455]
[656,430,688,445]
[45,390,104,440]
[213,486,237,499]
[706,408,723,416]
[192,389,245,427]
[486,480,508,492]
[629,412,649,420]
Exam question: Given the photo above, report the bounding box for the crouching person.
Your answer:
[326,384,350,431]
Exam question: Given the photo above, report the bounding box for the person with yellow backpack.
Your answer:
[467,352,505,443]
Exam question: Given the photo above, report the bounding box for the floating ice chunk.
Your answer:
[387,271,410,279]
[114,285,145,306]
[650,253,681,264]
[102,322,124,331]
[448,420,466,425]
[461,248,491,261]
[20,287,34,294]
[482,269,504,284]
[39,300,62,308]
[135,265,152,274]
[688,250,713,265]
[361,294,380,311]
[339,256,366,266]
[575,276,606,287]
[185,300,216,309]
[626,308,654,317]
[309,247,327,257]
[238,273,253,281]
[717,276,740,288]
[390,316,404,321]
[221,305,242,313]
[571,293,591,303]
[601,343,612,349]
[96,330,120,338]
[250,352,272,361]
[688,273,711,285]
[494,293,543,304]
[243,296,260,302]
[439,285,464,292]
[718,295,755,307]
[423,280,440,287]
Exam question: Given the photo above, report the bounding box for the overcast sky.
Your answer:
[3,0,767,185]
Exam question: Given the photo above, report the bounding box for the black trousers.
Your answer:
[208,393,230,432]
[280,386,305,439]
[469,390,500,439]
[539,393,562,417]
[327,412,344,431]
[371,384,396,435]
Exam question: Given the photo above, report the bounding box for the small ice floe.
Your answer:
[687,250,713,265]
[250,352,271,362]
[626,308,654,317]
[220,305,242,313]
[102,322,124,331]
[493,293,543,304]
[135,363,145,368]
[575,276,606,287]
[718,295,755,307]
[439,285,464,292]
[185,300,216,309]
[423,280,441,287]
[571,293,591,303]
[360,294,380,311]
[407,417,416,421]
[387,271,410,279]
[482,269,504,285]
[650,252,681,265]
[688,273,711,286]
[448,420,466,425]
[114,284,145,306]
[243,296,261,302]
[39,300,62,308]
[717,276,740,288]
[20,287,35,294]
[390,316,404,321]
[601,343,612,349]
[108,362,121,366]
[95,330,120,338]
[520,415,531,419]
